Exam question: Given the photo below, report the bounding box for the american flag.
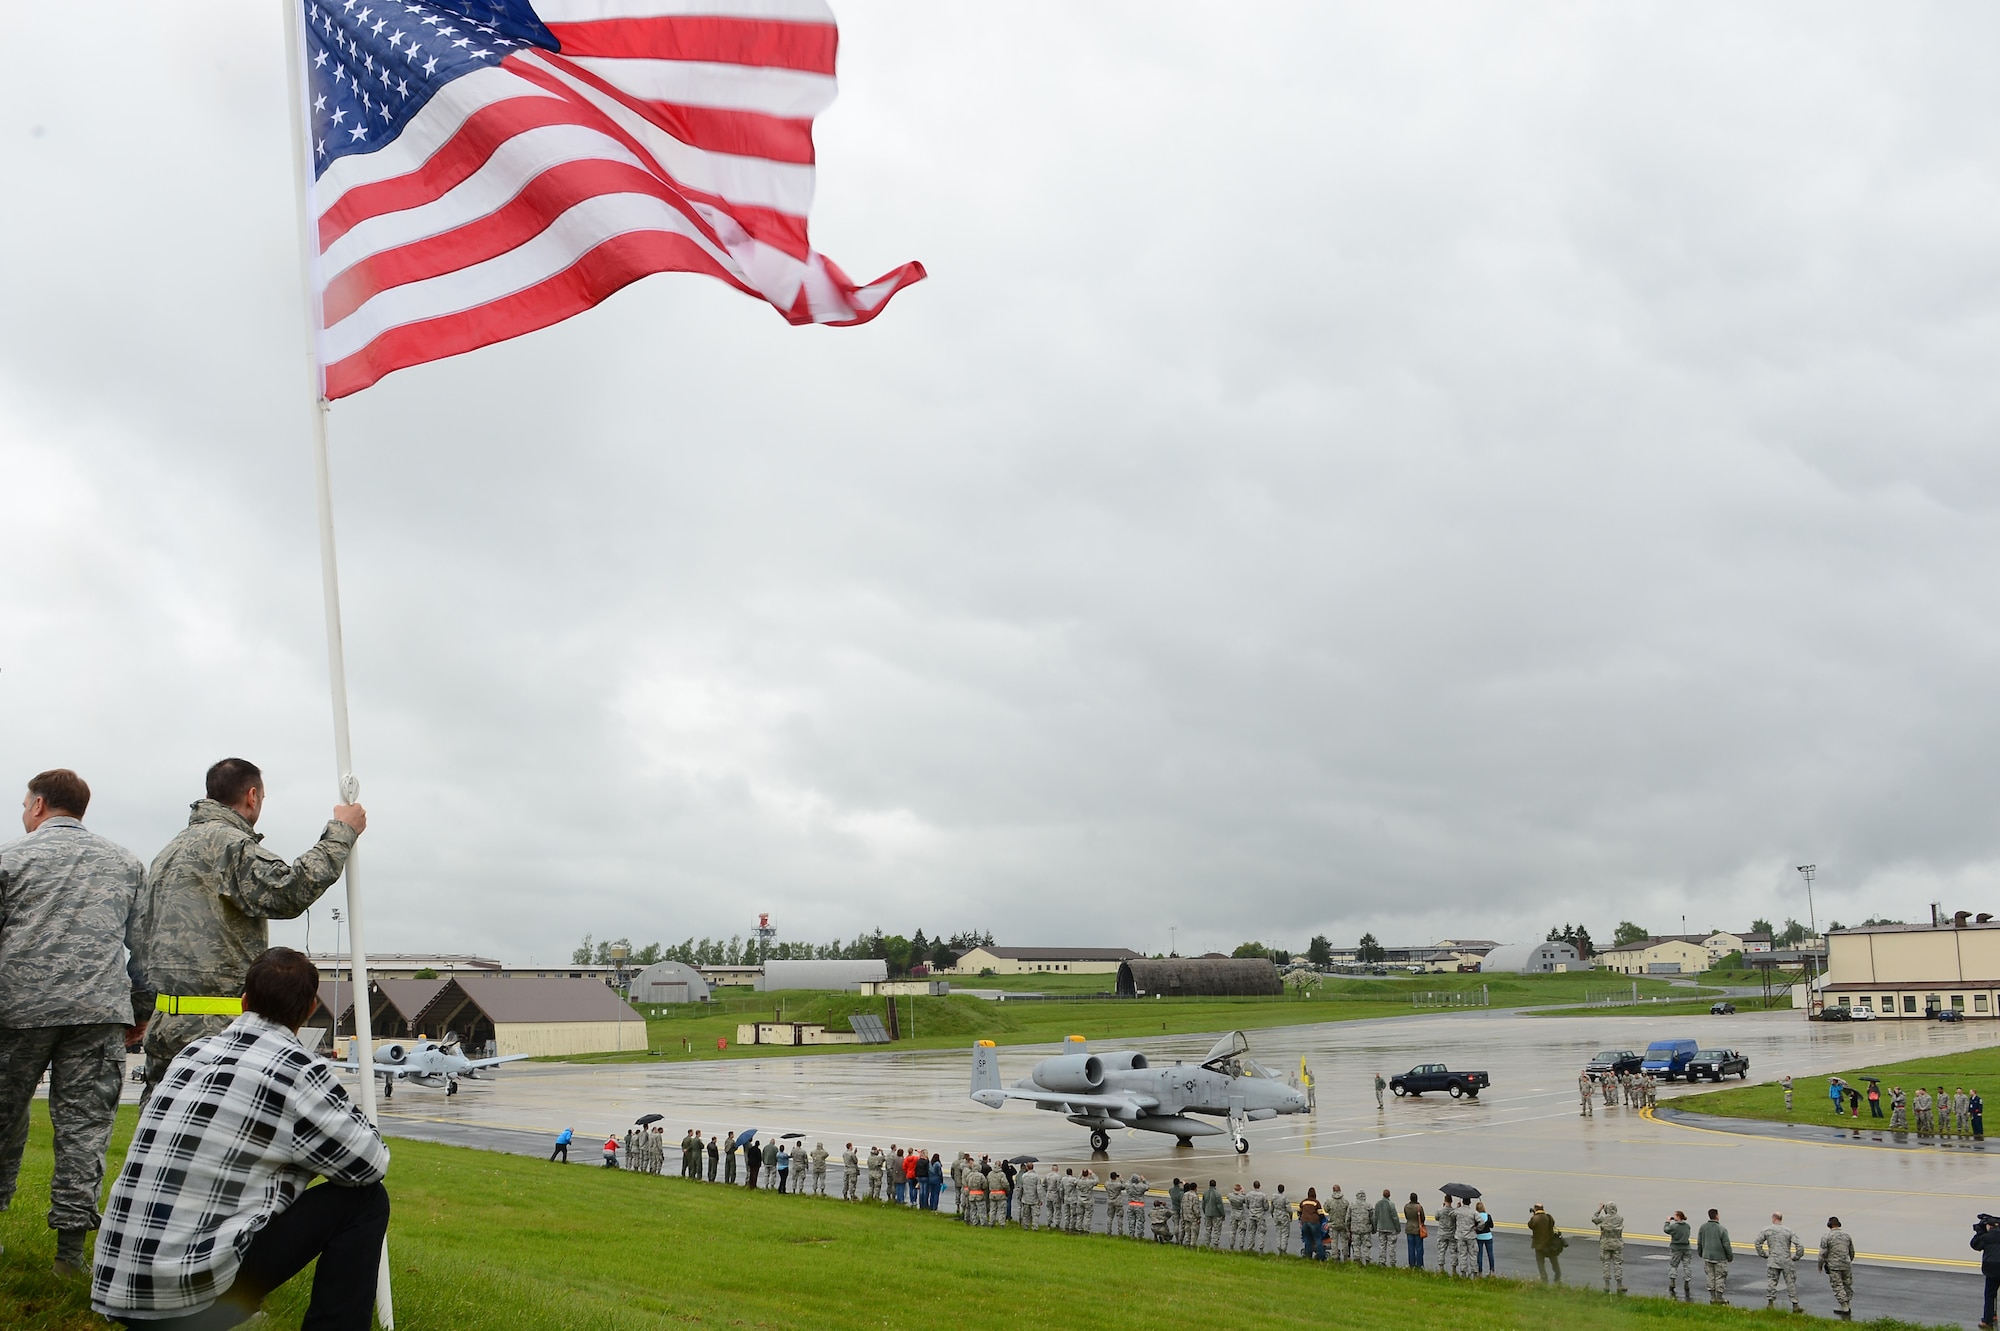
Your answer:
[299,0,924,398]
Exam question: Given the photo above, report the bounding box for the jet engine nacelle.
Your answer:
[379,1044,409,1064]
[1095,1052,1149,1072]
[1033,1053,1104,1093]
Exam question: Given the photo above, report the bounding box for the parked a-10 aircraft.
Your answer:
[970,1030,1307,1153]
[343,1035,528,1097]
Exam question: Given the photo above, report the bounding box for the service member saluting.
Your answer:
[137,759,365,1098]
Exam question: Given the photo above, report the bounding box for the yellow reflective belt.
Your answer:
[156,995,243,1016]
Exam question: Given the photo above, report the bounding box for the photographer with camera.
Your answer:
[1973,1213,2000,1328]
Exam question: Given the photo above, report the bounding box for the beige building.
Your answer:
[1703,931,1772,961]
[1594,936,1710,976]
[1822,921,2000,1019]
[951,946,1141,976]
[412,977,648,1056]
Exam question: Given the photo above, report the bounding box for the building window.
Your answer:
[1904,995,1917,1014]
[1977,994,1990,1014]
[1881,997,1894,1013]
[1953,995,1966,1011]
[1838,996,1850,1007]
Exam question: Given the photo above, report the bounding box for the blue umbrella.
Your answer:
[735,1128,758,1147]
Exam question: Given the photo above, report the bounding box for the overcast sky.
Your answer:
[4,4,1998,963]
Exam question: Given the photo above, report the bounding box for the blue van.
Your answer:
[1641,1039,1699,1080]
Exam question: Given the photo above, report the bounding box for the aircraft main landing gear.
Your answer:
[1175,1137,1193,1148]
[446,1077,459,1097]
[1089,1128,1110,1153]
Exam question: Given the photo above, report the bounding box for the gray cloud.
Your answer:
[4,4,1998,963]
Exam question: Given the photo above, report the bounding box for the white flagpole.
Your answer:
[280,4,393,1326]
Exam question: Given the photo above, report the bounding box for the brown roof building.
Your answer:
[410,977,647,1057]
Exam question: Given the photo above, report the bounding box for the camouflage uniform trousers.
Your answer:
[0,1024,127,1234]
[1667,1251,1695,1295]
[1202,1214,1224,1248]
[1352,1228,1373,1264]
[1825,1266,1853,1313]
[1705,1260,1730,1301]
[1600,1242,1625,1291]
[1765,1261,1799,1306]
[1456,1234,1478,1276]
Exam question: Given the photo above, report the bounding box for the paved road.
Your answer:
[366,1008,1999,1317]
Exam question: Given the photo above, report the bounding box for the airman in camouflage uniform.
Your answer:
[810,1141,829,1194]
[1434,1198,1460,1274]
[1244,1182,1269,1252]
[136,761,363,1098]
[1226,1184,1247,1249]
[1325,1184,1350,1261]
[1350,1185,1376,1263]
[0,771,149,1276]
[987,1164,1008,1228]
[1592,1201,1627,1293]
[1015,1163,1040,1229]
[1179,1182,1201,1246]
[1201,1179,1225,1248]
[865,1146,885,1201]
[1272,1185,1293,1255]
[1124,1171,1150,1238]
[1580,1070,1594,1115]
[1756,1212,1805,1312]
[841,1143,858,1199]
[1819,1217,1855,1318]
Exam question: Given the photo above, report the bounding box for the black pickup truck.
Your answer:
[1389,1064,1491,1099]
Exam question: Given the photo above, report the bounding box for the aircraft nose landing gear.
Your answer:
[1233,1134,1249,1154]
[1089,1128,1111,1153]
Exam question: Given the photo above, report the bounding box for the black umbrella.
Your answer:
[1439,1182,1481,1200]
[1006,1155,1039,1165]
[1858,1075,1882,1084]
[781,1131,806,1139]
[634,1113,664,1126]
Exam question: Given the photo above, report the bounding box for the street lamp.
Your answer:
[1795,865,1818,989]
[609,944,630,1052]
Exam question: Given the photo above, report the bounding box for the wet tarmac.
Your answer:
[367,1009,1999,1295]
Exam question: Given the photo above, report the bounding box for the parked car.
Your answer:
[1933,1007,1964,1023]
[1389,1064,1491,1099]
[1640,1038,1700,1080]
[1710,1001,1736,1015]
[1688,1048,1750,1081]
[1813,1006,1853,1022]
[1848,1005,1877,1021]
[1586,1049,1644,1077]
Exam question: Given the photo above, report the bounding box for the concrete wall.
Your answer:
[735,1022,862,1046]
[492,1019,645,1057]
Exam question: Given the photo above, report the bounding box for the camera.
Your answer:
[1974,1214,2000,1232]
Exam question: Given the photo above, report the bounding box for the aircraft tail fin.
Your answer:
[970,1040,1003,1106]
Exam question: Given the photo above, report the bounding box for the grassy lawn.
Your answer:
[1670,1044,2000,1124]
[2,1104,1946,1331]
[555,971,1705,1066]
[1534,996,1791,1019]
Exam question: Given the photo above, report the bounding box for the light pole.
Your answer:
[609,943,630,1051]
[1796,865,1818,991]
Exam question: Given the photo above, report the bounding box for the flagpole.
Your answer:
[281,4,393,1326]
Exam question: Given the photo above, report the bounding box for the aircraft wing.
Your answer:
[463,1054,531,1070]
[977,1086,1159,1116]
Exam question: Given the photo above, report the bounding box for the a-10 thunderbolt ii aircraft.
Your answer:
[342,1035,528,1098]
[969,1030,1307,1153]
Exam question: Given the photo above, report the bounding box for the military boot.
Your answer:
[53,1228,89,1279]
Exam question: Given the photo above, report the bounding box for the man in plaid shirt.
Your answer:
[92,947,389,1329]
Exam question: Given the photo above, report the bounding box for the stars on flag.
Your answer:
[303,0,547,178]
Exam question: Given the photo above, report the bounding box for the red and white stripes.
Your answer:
[311,0,923,399]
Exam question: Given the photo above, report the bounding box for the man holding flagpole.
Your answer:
[135,759,365,1099]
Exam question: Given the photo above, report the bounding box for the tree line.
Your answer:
[570,929,995,976]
